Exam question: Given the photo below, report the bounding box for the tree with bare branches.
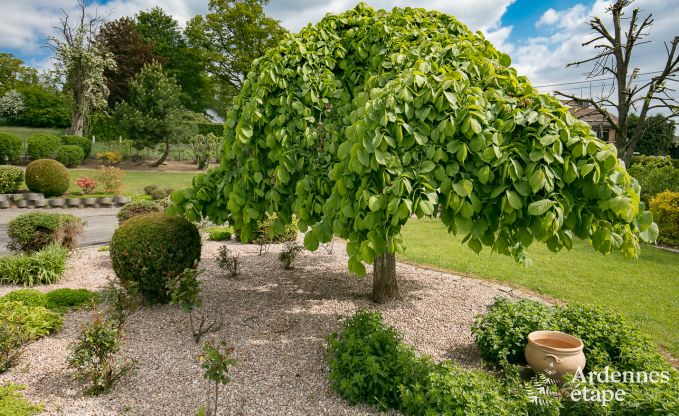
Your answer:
[48,0,115,136]
[556,0,679,166]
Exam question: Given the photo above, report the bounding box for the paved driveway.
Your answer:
[0,208,120,256]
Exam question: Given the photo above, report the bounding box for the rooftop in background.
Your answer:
[562,99,617,143]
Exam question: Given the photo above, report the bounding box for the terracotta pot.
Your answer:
[525,330,585,382]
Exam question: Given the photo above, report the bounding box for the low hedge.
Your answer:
[26,134,60,160]
[61,135,92,157]
[627,156,679,203]
[0,132,24,164]
[24,159,70,197]
[208,227,232,241]
[0,165,24,193]
[55,145,85,167]
[7,212,83,253]
[650,191,679,246]
[0,288,98,312]
[0,245,68,286]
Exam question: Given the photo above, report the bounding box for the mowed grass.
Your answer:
[400,218,679,357]
[0,125,64,138]
[68,169,198,195]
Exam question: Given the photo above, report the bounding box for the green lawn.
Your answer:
[68,169,198,195]
[400,218,679,357]
[0,125,64,138]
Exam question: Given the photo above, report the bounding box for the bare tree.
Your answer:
[48,0,115,136]
[556,0,679,166]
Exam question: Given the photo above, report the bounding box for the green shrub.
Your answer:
[0,245,68,286]
[194,122,223,136]
[0,384,43,415]
[0,301,62,340]
[327,311,429,409]
[14,84,70,128]
[234,213,298,244]
[278,241,303,270]
[0,166,24,193]
[55,145,84,167]
[7,212,83,253]
[110,213,201,304]
[24,159,70,196]
[143,185,158,195]
[89,112,123,142]
[0,132,23,164]
[116,200,161,224]
[208,227,232,241]
[61,135,92,157]
[0,290,47,308]
[0,318,26,373]
[45,289,99,312]
[627,156,679,203]
[26,134,60,160]
[650,191,679,246]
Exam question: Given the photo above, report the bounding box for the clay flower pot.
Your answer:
[525,330,585,382]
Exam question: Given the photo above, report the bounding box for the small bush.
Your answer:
[0,132,23,164]
[26,134,60,160]
[278,241,303,270]
[216,246,239,277]
[68,309,127,395]
[0,383,43,415]
[198,340,236,416]
[24,159,70,197]
[45,289,99,312]
[150,188,173,201]
[650,191,679,246]
[0,289,47,308]
[116,200,161,224]
[100,280,141,328]
[55,145,85,167]
[96,151,123,166]
[208,227,232,241]
[0,245,68,286]
[627,156,679,203]
[7,212,83,253]
[143,185,158,195]
[96,166,123,194]
[61,135,92,157]
[75,176,97,194]
[0,165,24,194]
[0,301,62,340]
[110,213,201,304]
[0,318,27,373]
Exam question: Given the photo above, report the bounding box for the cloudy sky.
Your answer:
[2,0,677,100]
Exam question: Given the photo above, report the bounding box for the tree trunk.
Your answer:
[149,140,170,167]
[70,109,85,136]
[371,253,401,303]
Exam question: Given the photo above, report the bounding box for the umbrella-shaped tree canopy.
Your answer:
[170,3,656,302]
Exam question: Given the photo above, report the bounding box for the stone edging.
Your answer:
[0,193,131,209]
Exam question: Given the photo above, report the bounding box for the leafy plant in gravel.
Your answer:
[0,289,48,308]
[68,308,130,395]
[0,383,43,416]
[24,159,70,197]
[116,200,162,224]
[0,317,27,373]
[278,241,303,270]
[100,279,141,329]
[166,265,222,343]
[216,246,239,277]
[0,245,68,286]
[7,212,83,253]
[0,166,24,194]
[198,340,236,416]
[110,213,202,304]
[45,289,99,312]
[207,227,232,241]
[170,4,657,304]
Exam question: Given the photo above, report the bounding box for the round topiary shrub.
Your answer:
[55,145,85,167]
[7,212,84,253]
[0,165,24,193]
[0,132,24,164]
[116,200,162,224]
[25,159,70,197]
[110,213,201,304]
[26,134,61,160]
[61,135,92,157]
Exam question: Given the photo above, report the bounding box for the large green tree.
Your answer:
[135,7,209,112]
[97,17,158,106]
[0,52,38,94]
[114,62,189,166]
[170,5,657,303]
[186,0,288,112]
[626,114,676,156]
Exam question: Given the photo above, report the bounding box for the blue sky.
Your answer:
[1,0,676,99]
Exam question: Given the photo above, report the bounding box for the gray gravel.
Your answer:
[0,238,527,415]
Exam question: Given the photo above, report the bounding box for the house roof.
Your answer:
[561,100,618,127]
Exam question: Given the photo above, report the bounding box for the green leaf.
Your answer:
[303,232,319,251]
[413,130,428,145]
[506,190,523,210]
[368,195,380,212]
[375,149,387,165]
[528,199,554,216]
[420,161,436,173]
[453,180,473,197]
[469,118,482,135]
[468,237,482,254]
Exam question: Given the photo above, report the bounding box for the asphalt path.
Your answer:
[0,208,119,256]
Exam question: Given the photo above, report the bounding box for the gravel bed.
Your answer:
[0,238,527,415]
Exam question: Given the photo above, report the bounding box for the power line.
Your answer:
[533,71,666,88]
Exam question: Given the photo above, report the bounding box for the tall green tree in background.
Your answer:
[97,17,158,106]
[135,7,209,112]
[627,114,676,156]
[171,5,657,303]
[115,62,190,166]
[0,52,38,94]
[186,0,287,113]
[48,0,116,136]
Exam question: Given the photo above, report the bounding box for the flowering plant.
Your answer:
[75,177,97,194]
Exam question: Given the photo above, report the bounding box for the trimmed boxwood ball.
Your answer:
[55,145,85,167]
[110,213,201,304]
[25,159,70,197]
